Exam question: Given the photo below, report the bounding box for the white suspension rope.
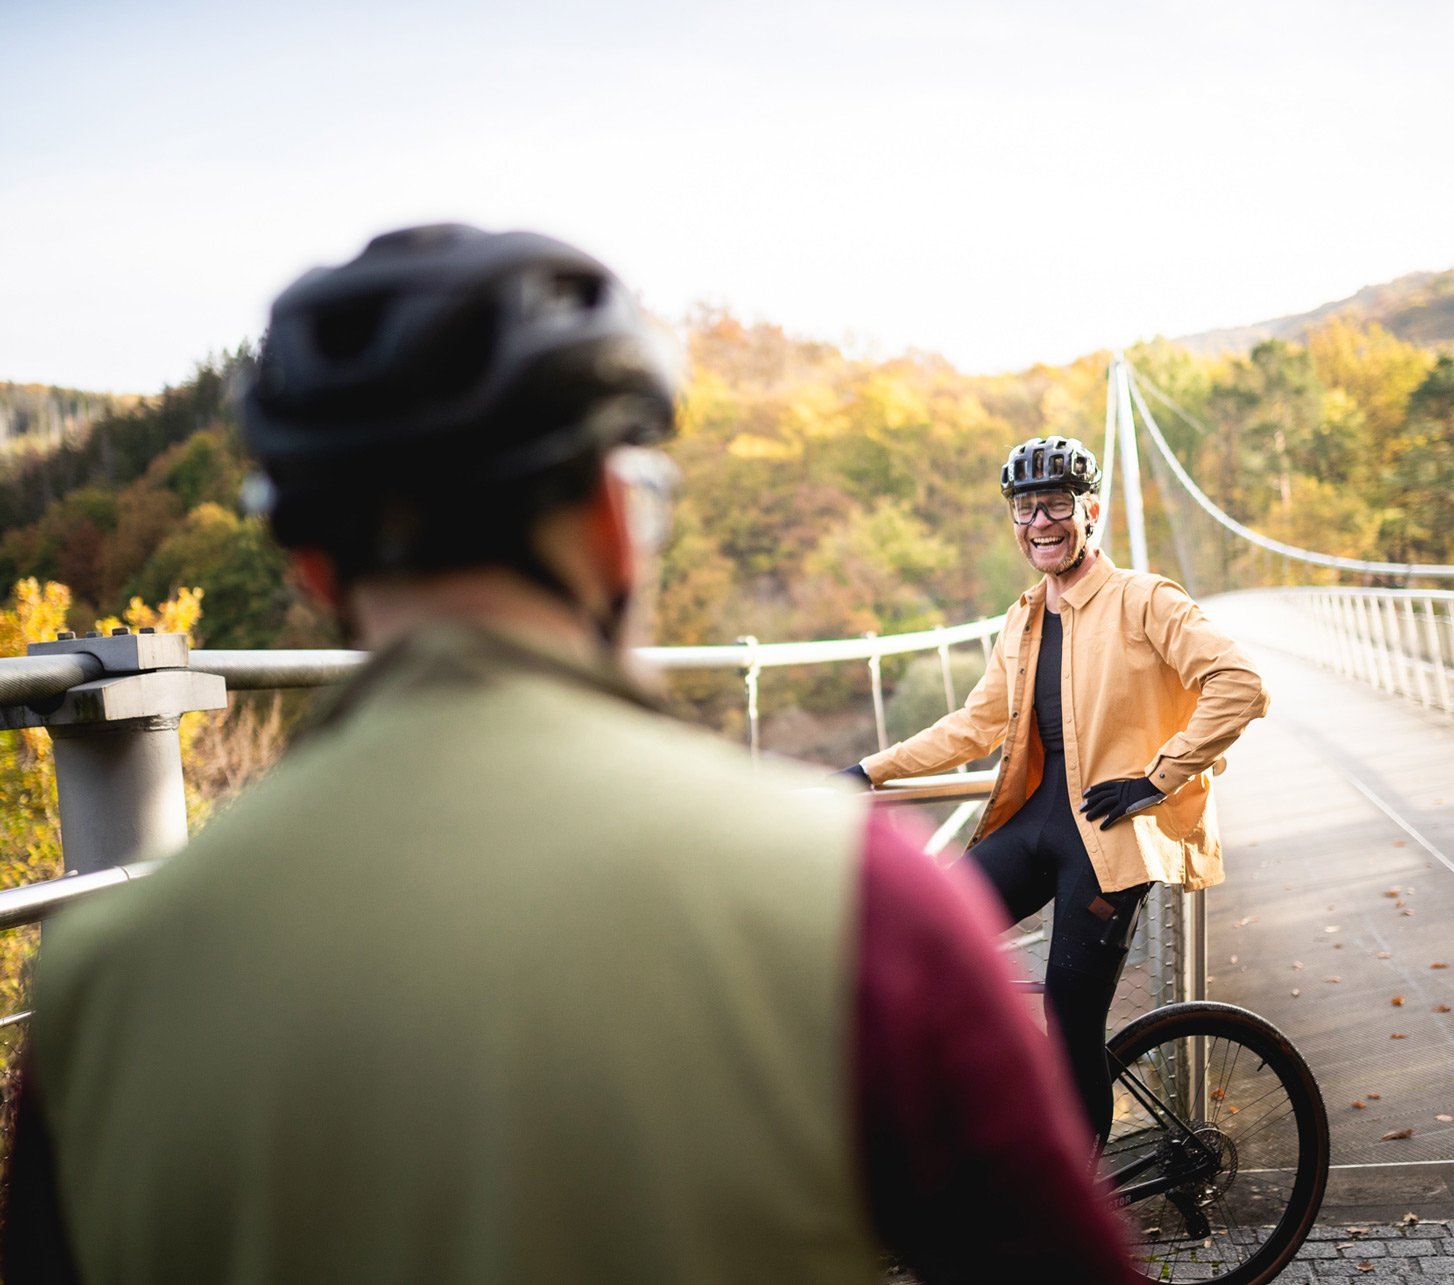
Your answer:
[1124,366,1454,580]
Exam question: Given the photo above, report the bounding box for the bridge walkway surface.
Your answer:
[1198,597,1454,1279]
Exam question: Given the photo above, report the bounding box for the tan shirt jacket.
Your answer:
[862,553,1270,892]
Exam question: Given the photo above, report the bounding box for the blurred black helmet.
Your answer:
[240,223,677,572]
[1000,435,1101,499]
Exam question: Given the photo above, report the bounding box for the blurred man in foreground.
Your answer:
[3,224,1136,1283]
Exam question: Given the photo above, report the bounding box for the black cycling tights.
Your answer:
[967,751,1150,1146]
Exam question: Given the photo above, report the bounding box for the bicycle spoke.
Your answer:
[1104,1003,1328,1285]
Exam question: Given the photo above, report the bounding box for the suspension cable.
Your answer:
[1123,364,1454,580]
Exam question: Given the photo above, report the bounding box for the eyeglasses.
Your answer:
[1009,490,1078,525]
[608,446,682,553]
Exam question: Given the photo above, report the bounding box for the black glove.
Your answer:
[834,763,872,789]
[1080,777,1163,829]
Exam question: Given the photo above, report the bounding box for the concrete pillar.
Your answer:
[21,631,227,873]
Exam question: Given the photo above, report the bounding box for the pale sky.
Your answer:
[5,0,1452,394]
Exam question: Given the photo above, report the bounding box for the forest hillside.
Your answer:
[1,290,1451,784]
[1175,267,1454,356]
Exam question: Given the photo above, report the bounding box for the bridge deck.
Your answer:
[1205,597,1454,1223]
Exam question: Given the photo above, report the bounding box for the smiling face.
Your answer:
[1010,489,1100,578]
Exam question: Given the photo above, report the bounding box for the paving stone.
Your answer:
[1389,1240,1438,1257]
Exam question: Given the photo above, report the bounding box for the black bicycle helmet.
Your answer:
[1000,435,1102,499]
[240,223,677,572]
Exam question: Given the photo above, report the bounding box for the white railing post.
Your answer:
[1381,596,1413,699]
[1401,597,1433,707]
[936,629,956,715]
[866,635,888,752]
[735,636,761,763]
[1423,598,1453,714]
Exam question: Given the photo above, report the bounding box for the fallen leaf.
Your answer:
[1292,960,1305,970]
[1392,996,1405,1006]
[1325,925,1340,933]
[1431,962,1448,969]
[1402,909,1416,916]
[1209,1087,1226,1101]
[1391,1033,1409,1039]
[1376,951,1392,959]
[1394,840,1406,847]
[1395,900,1406,908]
[1228,954,1239,965]
[1226,1104,1239,1114]
[1334,942,1345,949]
[1368,1093,1382,1100]
[1337,1241,1356,1250]
[1290,988,1301,997]
[1325,976,1342,983]
[1351,1100,1367,1109]
[1382,1128,1414,1140]
[1383,889,1400,898]
[1435,1004,1452,1013]
[1402,1212,1420,1225]
[1436,1114,1452,1123]
[1346,1226,1368,1235]
[1356,1263,1374,1273]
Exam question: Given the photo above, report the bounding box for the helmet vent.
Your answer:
[419,297,501,398]
[313,293,391,362]
[533,271,604,322]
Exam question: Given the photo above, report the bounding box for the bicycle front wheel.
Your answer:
[1103,1001,1329,1285]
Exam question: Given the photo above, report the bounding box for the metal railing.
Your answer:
[1213,587,1454,716]
[0,609,1187,1024]
[640,616,1006,760]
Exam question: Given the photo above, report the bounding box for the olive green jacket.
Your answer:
[30,623,879,1284]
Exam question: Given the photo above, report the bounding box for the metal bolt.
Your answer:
[85,631,101,639]
[111,627,130,636]
[57,630,76,641]
[139,627,156,634]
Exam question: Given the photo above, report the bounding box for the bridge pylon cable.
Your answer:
[1122,364,1454,582]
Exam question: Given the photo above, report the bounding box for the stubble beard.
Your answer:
[1018,525,1086,578]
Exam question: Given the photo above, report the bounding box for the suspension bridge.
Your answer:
[0,357,1451,1247]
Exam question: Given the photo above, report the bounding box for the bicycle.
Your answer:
[1092,997,1330,1284]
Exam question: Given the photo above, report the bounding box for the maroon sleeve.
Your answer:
[854,809,1138,1284]
[1,1057,83,1284]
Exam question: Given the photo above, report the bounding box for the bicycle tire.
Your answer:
[1103,1001,1329,1285]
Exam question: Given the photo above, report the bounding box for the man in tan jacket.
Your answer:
[844,434,1269,1145]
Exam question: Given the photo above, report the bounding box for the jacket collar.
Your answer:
[1019,549,1118,614]
[302,620,661,745]
[1059,548,1117,611]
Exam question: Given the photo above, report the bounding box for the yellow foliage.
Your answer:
[0,578,72,658]
[94,585,205,643]
[675,366,738,440]
[855,370,931,435]
[782,382,849,440]
[727,433,801,461]
[1306,317,1432,444]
